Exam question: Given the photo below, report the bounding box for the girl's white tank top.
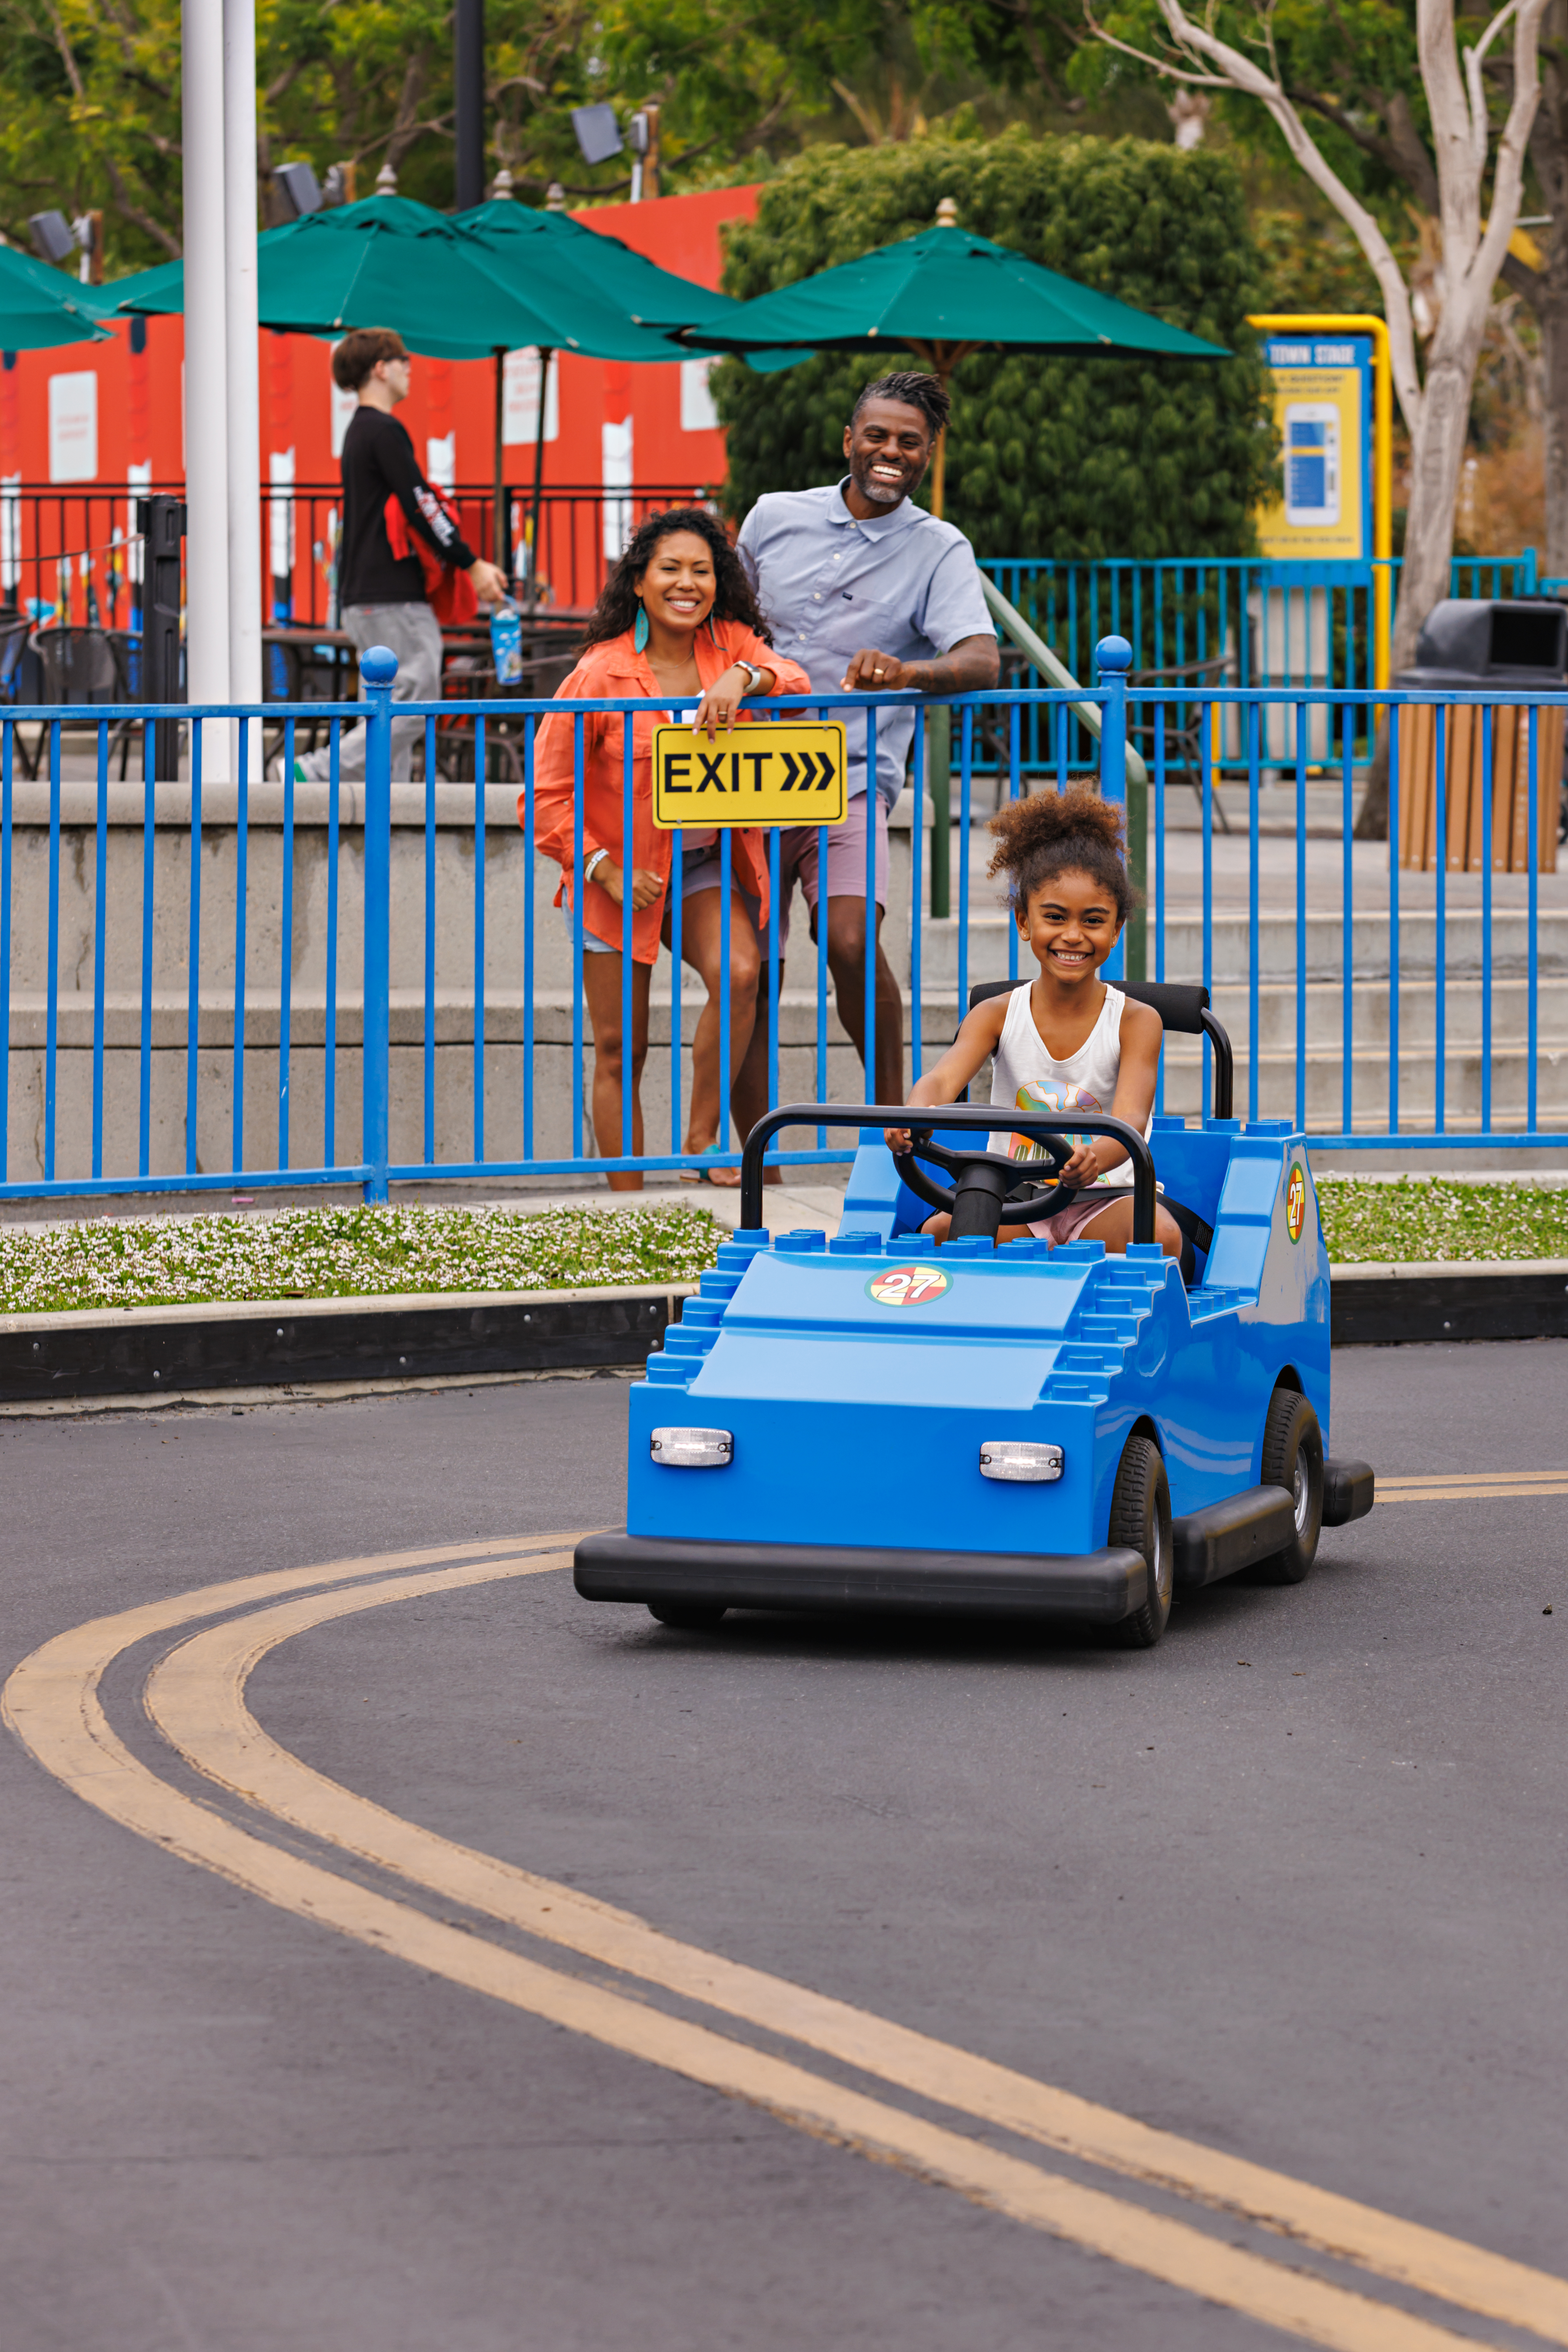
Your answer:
[987,981,1151,1188]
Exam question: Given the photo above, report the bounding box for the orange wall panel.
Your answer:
[3,185,759,499]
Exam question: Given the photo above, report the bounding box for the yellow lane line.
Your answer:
[135,1555,1568,2350]
[1380,1472,1568,1487]
[1378,1485,1568,1502]
[1379,1472,1568,1485]
[0,1556,1515,2352]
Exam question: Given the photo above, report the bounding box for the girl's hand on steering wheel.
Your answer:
[883,1125,914,1155]
[1058,1141,1102,1187]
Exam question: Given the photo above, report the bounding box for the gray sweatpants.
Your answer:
[299,601,443,782]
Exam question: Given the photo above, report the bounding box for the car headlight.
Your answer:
[979,1440,1064,1483]
[651,1427,734,1468]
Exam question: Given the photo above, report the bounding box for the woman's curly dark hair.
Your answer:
[987,783,1138,927]
[581,507,773,650]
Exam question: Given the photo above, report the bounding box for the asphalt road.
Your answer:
[2,1343,1565,2352]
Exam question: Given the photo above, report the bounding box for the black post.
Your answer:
[526,346,552,608]
[454,0,485,210]
[137,493,185,782]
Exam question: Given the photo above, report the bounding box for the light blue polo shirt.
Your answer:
[736,479,996,809]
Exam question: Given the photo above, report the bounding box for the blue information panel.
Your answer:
[1256,335,1373,564]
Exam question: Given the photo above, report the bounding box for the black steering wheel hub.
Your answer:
[894,1128,1078,1243]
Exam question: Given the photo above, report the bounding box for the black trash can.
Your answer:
[1394,599,1564,872]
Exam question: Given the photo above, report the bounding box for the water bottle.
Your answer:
[490,600,523,686]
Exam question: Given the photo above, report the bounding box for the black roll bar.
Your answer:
[739,1103,1158,1246]
[1199,1009,1234,1121]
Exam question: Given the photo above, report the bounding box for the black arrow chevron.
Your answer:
[778,751,801,790]
[812,751,837,789]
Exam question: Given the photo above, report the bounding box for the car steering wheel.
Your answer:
[893,1127,1079,1242]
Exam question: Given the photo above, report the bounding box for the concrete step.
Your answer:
[16,979,1566,1060]
[1152,1043,1568,1122]
[913,908,1568,989]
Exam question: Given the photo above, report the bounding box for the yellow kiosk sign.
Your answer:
[1255,333,1372,564]
[652,721,847,828]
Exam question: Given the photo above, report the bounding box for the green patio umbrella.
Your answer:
[452,193,736,331]
[110,197,580,354]
[0,242,111,349]
[449,192,802,589]
[680,200,1229,515]
[110,193,730,580]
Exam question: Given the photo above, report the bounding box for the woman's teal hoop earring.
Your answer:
[633,602,649,653]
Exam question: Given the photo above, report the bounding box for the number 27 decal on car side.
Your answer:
[866,1266,952,1306]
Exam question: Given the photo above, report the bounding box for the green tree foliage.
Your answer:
[0,0,919,273]
[0,0,184,262]
[713,129,1275,559]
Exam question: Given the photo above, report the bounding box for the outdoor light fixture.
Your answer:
[978,1441,1064,1482]
[650,1428,734,1468]
[570,103,623,166]
[28,211,76,266]
[273,161,323,219]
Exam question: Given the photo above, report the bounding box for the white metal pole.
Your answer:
[223,0,262,778]
[182,0,232,775]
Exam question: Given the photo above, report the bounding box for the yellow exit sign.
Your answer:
[652,721,847,828]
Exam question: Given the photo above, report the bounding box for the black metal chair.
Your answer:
[1127,651,1234,832]
[29,625,140,779]
[263,636,352,770]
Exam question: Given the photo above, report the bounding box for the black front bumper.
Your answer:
[574,1531,1148,1624]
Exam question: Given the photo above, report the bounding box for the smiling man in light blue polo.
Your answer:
[731,372,998,1135]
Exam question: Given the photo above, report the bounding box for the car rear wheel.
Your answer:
[647,1599,728,1630]
[1108,1433,1173,1648]
[1252,1387,1324,1584]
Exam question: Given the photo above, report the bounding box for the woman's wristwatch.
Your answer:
[732,659,766,695]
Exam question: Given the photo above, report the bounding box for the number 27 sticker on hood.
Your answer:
[866,1265,952,1306]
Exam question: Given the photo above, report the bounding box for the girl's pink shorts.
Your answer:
[1026,1186,1125,1245]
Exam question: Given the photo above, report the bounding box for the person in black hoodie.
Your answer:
[295,328,506,782]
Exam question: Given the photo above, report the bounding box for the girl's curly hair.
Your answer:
[581,507,773,650]
[987,784,1137,927]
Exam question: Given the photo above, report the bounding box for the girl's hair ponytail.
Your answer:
[986,784,1136,926]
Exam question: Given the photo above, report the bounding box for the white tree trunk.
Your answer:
[1394,332,1489,671]
[1117,0,1549,827]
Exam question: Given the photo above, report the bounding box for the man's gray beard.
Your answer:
[856,471,905,505]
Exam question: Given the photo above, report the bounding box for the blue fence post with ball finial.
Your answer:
[360,645,396,1201]
[1095,634,1135,982]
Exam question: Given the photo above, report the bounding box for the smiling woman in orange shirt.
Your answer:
[527,508,809,1188]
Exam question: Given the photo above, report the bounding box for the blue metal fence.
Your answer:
[978,555,1546,780]
[1,636,1565,1206]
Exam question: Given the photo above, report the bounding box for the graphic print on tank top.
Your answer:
[988,982,1150,1186]
[1010,1079,1104,1159]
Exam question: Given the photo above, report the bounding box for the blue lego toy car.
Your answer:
[576,985,1374,1649]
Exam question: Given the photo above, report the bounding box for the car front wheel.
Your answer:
[1109,1432,1173,1648]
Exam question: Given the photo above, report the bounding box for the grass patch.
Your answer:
[1317,1178,1568,1264]
[0,1202,724,1317]
[2,1181,1563,1316]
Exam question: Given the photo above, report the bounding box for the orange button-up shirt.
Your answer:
[523,622,812,965]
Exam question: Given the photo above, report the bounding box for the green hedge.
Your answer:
[713,129,1275,561]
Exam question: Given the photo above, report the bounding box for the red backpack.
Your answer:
[382,486,479,626]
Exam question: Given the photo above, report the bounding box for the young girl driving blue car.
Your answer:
[885,785,1184,1259]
